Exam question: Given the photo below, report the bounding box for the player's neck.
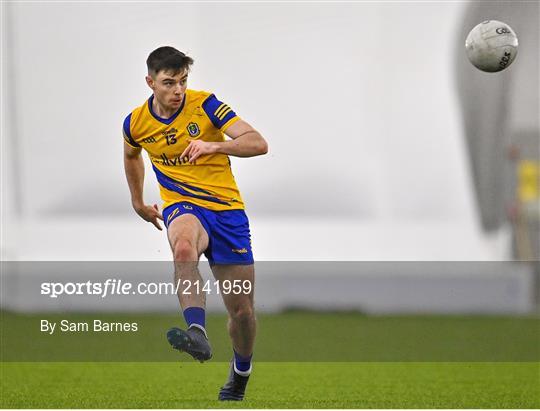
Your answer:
[152,96,180,119]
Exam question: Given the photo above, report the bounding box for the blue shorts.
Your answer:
[163,202,254,265]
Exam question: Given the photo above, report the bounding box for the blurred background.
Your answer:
[1,1,538,315]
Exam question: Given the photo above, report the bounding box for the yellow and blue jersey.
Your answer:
[123,89,244,211]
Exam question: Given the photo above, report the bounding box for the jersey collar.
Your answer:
[148,94,186,125]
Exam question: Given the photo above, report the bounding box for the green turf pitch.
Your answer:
[1,362,538,408]
[2,311,539,361]
[1,312,539,407]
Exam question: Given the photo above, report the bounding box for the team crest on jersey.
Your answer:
[187,122,200,137]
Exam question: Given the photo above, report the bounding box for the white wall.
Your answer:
[4,2,473,216]
[2,2,512,261]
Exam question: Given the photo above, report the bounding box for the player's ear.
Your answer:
[145,75,155,90]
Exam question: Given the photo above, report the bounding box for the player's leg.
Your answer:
[212,264,256,400]
[168,213,209,310]
[212,264,256,359]
[165,208,212,361]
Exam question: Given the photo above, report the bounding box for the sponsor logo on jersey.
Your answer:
[159,153,191,166]
[232,248,248,254]
[142,136,157,144]
[187,122,200,137]
[182,204,193,210]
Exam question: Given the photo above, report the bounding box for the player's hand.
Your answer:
[133,203,163,231]
[181,140,218,164]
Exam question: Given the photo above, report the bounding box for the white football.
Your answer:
[465,20,518,72]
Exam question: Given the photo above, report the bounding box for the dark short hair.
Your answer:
[146,46,194,77]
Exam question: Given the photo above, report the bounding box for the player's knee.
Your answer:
[173,238,198,262]
[229,304,255,324]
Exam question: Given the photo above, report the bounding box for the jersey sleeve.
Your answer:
[123,113,141,148]
[201,94,240,131]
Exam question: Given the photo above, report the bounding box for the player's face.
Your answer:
[147,69,188,110]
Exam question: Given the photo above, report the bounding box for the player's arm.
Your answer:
[181,120,268,163]
[182,94,268,163]
[181,120,268,162]
[219,119,268,157]
[123,141,163,231]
